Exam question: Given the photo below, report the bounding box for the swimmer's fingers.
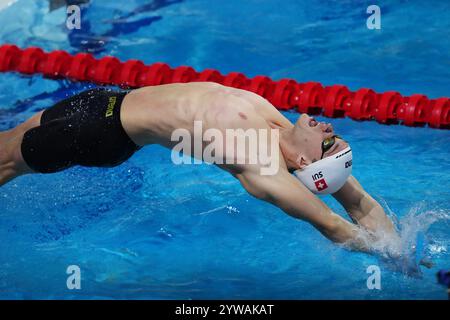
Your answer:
[419,258,434,269]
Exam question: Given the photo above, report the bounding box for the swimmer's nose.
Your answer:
[319,122,333,133]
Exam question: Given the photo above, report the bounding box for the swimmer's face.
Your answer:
[291,114,349,166]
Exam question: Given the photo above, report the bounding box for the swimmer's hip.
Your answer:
[21,88,141,173]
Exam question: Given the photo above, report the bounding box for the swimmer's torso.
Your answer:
[120,82,292,171]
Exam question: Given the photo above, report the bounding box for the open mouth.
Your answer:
[309,118,318,127]
[309,118,333,133]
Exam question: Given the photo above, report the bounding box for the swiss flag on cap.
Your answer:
[314,178,328,191]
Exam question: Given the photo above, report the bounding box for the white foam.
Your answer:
[0,0,16,11]
[344,201,449,276]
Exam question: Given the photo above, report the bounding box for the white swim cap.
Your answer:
[293,147,352,195]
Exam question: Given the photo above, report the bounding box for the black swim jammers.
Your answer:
[21,88,141,173]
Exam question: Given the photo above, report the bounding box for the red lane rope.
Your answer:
[0,44,448,129]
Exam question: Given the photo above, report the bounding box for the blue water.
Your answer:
[0,0,449,299]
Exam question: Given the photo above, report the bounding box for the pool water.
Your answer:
[0,0,449,299]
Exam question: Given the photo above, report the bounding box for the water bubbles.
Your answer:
[157,227,173,239]
[359,203,450,276]
[428,244,447,254]
[226,205,240,214]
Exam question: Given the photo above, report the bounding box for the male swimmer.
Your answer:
[0,82,398,252]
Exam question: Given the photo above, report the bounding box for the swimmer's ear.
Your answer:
[296,155,310,170]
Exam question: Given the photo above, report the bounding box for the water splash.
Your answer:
[364,202,449,277]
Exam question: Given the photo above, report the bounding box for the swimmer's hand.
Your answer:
[378,254,433,277]
[367,233,435,276]
[419,258,434,269]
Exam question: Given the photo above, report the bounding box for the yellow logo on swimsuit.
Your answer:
[105,96,117,117]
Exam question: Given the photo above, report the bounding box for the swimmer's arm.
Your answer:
[334,177,436,266]
[236,168,370,252]
[332,176,397,236]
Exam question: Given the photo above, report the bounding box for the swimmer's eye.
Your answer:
[320,135,341,159]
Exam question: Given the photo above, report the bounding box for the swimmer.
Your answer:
[0,82,398,251]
